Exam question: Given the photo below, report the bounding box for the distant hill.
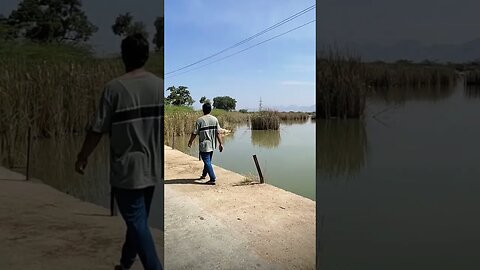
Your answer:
[318,38,480,63]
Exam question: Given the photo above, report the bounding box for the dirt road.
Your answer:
[164,146,315,269]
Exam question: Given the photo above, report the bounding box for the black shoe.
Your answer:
[204,180,216,185]
[199,175,206,180]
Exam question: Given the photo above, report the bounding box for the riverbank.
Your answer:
[164,146,316,269]
[0,167,163,270]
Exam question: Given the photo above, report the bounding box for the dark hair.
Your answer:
[121,33,149,70]
[202,103,212,114]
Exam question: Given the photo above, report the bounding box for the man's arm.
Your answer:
[75,87,112,175]
[189,120,199,147]
[75,131,103,175]
[216,131,224,152]
[188,133,197,148]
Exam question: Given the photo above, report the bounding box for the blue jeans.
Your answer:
[200,151,216,181]
[113,186,162,270]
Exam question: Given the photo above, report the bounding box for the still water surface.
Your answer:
[168,121,316,200]
[318,84,480,269]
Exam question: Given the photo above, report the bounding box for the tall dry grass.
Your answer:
[316,49,458,119]
[365,62,457,89]
[0,57,123,166]
[317,52,367,119]
[250,111,280,130]
[465,70,480,86]
[163,107,249,146]
[278,112,310,121]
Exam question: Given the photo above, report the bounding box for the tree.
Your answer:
[165,86,194,106]
[153,17,163,52]
[7,0,98,42]
[199,96,207,104]
[213,96,237,111]
[112,12,148,38]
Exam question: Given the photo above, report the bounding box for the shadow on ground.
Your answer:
[165,178,208,185]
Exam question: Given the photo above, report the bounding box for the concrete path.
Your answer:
[164,146,315,269]
[0,167,163,270]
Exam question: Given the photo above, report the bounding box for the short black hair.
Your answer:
[121,33,149,69]
[202,102,212,114]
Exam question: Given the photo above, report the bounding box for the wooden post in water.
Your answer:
[110,188,117,216]
[252,155,264,184]
[25,127,31,181]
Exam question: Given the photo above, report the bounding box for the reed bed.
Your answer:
[465,69,480,86]
[464,85,480,99]
[369,85,456,104]
[163,107,249,142]
[365,62,457,89]
[317,49,458,119]
[0,56,124,166]
[317,52,367,119]
[250,111,280,130]
[278,112,310,121]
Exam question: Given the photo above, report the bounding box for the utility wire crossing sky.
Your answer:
[165,0,316,110]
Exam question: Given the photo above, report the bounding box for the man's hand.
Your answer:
[188,141,193,148]
[219,144,224,152]
[75,156,88,175]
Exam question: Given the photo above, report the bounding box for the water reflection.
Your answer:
[316,120,367,177]
[370,86,456,104]
[250,130,281,149]
[280,119,310,126]
[464,85,480,99]
[31,136,111,207]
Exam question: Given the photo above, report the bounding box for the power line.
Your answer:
[165,19,315,79]
[165,4,315,75]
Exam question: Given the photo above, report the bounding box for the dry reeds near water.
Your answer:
[365,62,456,89]
[0,57,123,166]
[465,70,480,86]
[317,50,459,119]
[163,108,249,145]
[317,52,367,119]
[278,112,310,121]
[250,111,280,130]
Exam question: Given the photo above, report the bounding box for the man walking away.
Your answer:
[188,102,224,185]
[75,34,163,270]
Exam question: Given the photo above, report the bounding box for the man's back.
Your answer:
[93,71,163,189]
[194,114,220,153]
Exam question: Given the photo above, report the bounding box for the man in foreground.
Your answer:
[188,102,224,185]
[75,34,163,270]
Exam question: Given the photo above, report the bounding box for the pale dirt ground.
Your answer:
[0,167,163,270]
[0,146,315,270]
[164,146,316,270]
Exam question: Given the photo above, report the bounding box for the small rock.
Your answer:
[279,206,286,209]
[199,216,204,220]
[237,217,241,220]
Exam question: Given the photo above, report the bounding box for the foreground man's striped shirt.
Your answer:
[90,71,163,189]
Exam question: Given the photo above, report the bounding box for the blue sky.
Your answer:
[165,0,315,110]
